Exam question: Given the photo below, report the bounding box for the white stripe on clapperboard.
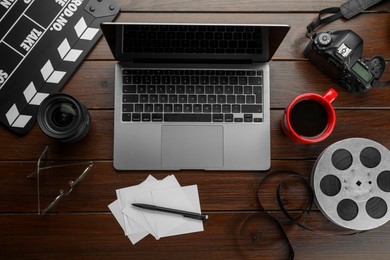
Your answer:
[6,17,99,129]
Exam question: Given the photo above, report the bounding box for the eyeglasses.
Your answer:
[27,146,93,215]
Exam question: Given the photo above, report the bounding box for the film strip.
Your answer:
[0,0,119,135]
[312,138,390,230]
[241,138,390,258]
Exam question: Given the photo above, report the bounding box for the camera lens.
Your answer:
[37,93,90,143]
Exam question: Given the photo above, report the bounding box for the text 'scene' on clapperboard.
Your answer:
[0,0,119,135]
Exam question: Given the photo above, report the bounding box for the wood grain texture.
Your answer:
[1,0,390,259]
[115,0,390,12]
[89,13,390,61]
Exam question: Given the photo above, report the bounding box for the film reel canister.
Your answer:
[312,138,390,230]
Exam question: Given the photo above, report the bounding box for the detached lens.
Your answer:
[38,93,90,143]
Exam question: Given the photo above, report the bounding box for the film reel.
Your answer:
[312,138,390,230]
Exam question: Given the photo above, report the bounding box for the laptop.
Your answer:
[101,22,290,170]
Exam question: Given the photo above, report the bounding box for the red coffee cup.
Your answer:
[282,88,338,144]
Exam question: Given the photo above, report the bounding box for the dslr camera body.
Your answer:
[304,30,386,93]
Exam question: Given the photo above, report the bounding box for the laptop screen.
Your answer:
[101,23,290,62]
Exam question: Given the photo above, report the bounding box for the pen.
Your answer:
[132,203,208,221]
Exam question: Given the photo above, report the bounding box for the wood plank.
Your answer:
[0,152,387,213]
[89,13,390,60]
[1,212,390,259]
[115,0,390,12]
[0,160,314,213]
[0,110,388,161]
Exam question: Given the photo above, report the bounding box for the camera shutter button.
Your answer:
[317,33,332,47]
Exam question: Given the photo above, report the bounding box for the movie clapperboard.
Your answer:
[0,0,119,135]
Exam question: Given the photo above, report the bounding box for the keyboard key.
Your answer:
[217,95,226,103]
[237,95,245,103]
[215,85,224,94]
[142,113,151,121]
[157,85,166,93]
[135,104,143,112]
[152,113,163,122]
[249,77,262,85]
[213,114,223,122]
[186,85,195,94]
[122,104,133,112]
[164,104,173,112]
[169,95,178,103]
[179,95,188,103]
[188,95,197,103]
[227,95,235,103]
[145,104,153,112]
[191,76,199,84]
[203,104,211,113]
[140,95,148,103]
[225,114,234,122]
[198,95,207,103]
[208,95,216,103]
[132,113,141,121]
[137,85,146,93]
[244,85,252,94]
[123,85,136,93]
[210,76,219,84]
[212,104,221,113]
[234,86,243,94]
[159,95,168,103]
[193,104,202,112]
[246,95,255,103]
[222,104,231,113]
[123,94,138,103]
[239,77,247,85]
[164,114,211,122]
[147,85,156,93]
[232,105,240,113]
[122,113,132,122]
[220,77,228,85]
[150,94,159,103]
[174,104,183,112]
[196,86,205,94]
[167,85,175,93]
[242,105,262,113]
[205,86,214,94]
[176,85,185,93]
[229,77,238,85]
[154,104,163,112]
[225,86,233,94]
[184,104,192,112]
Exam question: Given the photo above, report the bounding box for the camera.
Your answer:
[304,30,386,93]
[37,93,90,143]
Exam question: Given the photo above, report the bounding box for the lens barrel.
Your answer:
[37,93,90,143]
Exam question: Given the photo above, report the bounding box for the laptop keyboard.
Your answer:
[121,69,263,123]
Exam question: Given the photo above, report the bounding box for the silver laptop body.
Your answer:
[101,23,290,170]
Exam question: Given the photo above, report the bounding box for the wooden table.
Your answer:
[1,1,390,259]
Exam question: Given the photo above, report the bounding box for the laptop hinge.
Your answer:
[130,59,254,64]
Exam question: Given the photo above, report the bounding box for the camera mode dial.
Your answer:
[316,32,332,47]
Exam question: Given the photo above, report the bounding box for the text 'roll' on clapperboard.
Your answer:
[0,0,119,135]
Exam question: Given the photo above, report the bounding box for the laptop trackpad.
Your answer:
[161,125,223,169]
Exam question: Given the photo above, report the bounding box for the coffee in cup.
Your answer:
[282,88,338,144]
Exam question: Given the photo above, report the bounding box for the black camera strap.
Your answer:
[373,80,390,88]
[306,0,384,37]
